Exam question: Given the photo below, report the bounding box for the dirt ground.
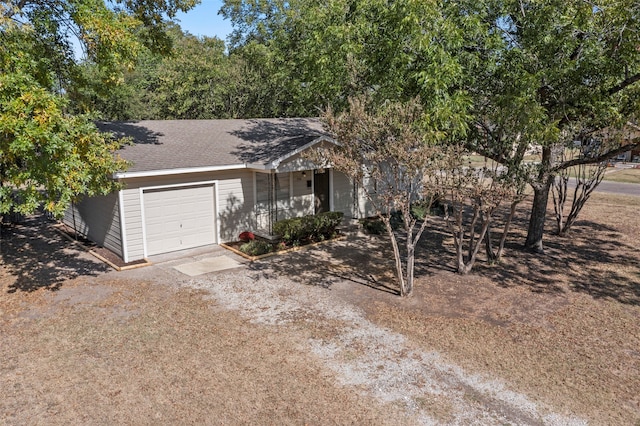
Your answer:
[1,192,639,424]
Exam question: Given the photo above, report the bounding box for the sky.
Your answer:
[72,1,233,59]
[173,0,234,41]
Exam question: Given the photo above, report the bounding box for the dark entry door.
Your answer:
[314,170,330,214]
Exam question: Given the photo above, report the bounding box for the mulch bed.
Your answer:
[54,222,149,270]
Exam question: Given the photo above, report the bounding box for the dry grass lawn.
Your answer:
[0,276,409,425]
[266,192,640,424]
[377,193,640,425]
[1,191,639,424]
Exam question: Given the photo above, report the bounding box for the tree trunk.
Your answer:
[405,241,415,297]
[496,200,518,260]
[384,218,407,296]
[485,229,496,263]
[459,217,491,274]
[551,174,568,234]
[525,177,553,253]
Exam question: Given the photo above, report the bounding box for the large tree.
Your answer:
[223,0,640,253]
[81,25,298,120]
[0,0,197,218]
[221,0,473,119]
[462,0,640,252]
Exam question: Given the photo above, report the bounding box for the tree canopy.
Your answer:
[76,25,296,120]
[221,0,474,122]
[221,0,639,251]
[0,0,198,218]
[460,0,640,250]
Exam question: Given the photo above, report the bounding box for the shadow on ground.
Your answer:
[249,234,401,295]
[471,215,640,305]
[253,209,640,306]
[0,215,108,293]
[248,221,449,296]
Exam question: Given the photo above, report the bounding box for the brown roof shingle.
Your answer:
[99,118,327,174]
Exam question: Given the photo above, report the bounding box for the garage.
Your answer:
[143,184,217,256]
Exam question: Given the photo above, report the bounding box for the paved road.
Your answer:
[594,180,640,196]
[567,178,639,196]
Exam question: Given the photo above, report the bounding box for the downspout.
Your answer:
[269,171,275,235]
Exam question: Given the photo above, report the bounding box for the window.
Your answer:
[275,172,290,209]
[255,172,270,211]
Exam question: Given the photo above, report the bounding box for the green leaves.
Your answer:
[0,0,199,218]
[0,69,128,218]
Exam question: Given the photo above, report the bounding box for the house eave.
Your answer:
[113,163,267,179]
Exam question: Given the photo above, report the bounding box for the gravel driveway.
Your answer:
[121,242,588,426]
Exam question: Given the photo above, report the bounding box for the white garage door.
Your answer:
[143,185,216,256]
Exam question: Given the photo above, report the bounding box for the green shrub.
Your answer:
[410,201,430,220]
[360,217,386,234]
[316,211,344,239]
[239,239,273,256]
[390,210,403,229]
[360,212,405,234]
[359,203,434,235]
[273,217,306,246]
[273,212,344,245]
[411,197,445,219]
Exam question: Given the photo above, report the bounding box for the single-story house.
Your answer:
[64,118,375,262]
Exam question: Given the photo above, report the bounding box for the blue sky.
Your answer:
[173,0,233,41]
[72,1,233,58]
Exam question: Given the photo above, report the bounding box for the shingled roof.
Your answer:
[98,118,329,176]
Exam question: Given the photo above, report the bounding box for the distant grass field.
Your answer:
[602,167,640,184]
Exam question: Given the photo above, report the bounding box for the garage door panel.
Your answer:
[143,185,216,256]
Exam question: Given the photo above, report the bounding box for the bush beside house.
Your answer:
[239,239,273,256]
[273,212,344,246]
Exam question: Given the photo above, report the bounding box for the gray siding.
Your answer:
[121,170,255,261]
[122,188,144,261]
[332,170,355,218]
[117,166,369,261]
[290,171,314,217]
[355,176,378,219]
[63,193,122,256]
[276,152,318,173]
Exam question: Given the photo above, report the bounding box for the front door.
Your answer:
[314,169,330,214]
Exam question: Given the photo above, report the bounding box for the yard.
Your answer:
[1,192,639,424]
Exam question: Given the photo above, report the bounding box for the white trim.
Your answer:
[268,136,336,168]
[329,168,334,212]
[114,164,262,179]
[311,170,315,210]
[117,190,130,263]
[214,181,220,245]
[140,180,218,191]
[139,187,148,258]
[289,172,294,198]
[139,180,219,258]
[253,171,257,225]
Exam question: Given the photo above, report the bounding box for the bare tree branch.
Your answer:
[552,137,640,172]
